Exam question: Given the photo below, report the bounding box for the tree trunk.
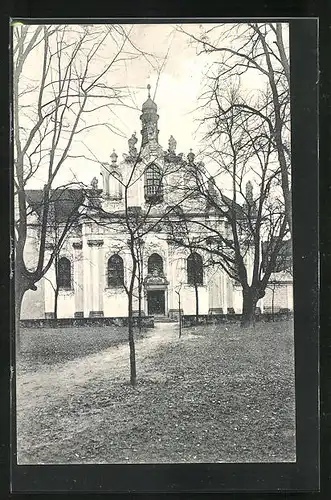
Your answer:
[54,256,59,319]
[138,284,142,335]
[15,282,27,355]
[54,285,59,320]
[128,293,137,386]
[241,287,258,328]
[178,292,182,339]
[256,25,293,238]
[194,283,199,324]
[274,126,292,236]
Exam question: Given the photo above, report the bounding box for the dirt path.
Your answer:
[16,321,296,465]
[16,323,179,411]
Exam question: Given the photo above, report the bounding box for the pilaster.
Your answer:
[222,271,228,313]
[72,241,84,317]
[87,239,104,317]
[98,242,104,314]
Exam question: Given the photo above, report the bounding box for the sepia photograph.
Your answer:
[13,22,296,466]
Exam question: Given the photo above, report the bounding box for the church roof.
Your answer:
[205,191,245,219]
[142,97,157,111]
[25,189,85,223]
[141,84,157,112]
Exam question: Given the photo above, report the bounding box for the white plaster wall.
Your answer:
[103,290,128,317]
[181,285,209,315]
[101,233,137,317]
[22,198,294,319]
[20,280,45,319]
[287,284,294,310]
[57,292,75,318]
[44,268,56,315]
[227,279,234,310]
[264,283,293,312]
[207,269,224,311]
[233,286,243,313]
[257,297,264,313]
[42,258,76,319]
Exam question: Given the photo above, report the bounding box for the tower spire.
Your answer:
[140,82,159,147]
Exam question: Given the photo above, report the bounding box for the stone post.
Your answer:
[168,242,175,314]
[98,242,104,315]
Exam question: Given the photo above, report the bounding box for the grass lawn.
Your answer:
[17,325,146,373]
[16,320,296,464]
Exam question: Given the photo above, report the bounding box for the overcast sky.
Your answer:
[68,23,217,187]
[17,23,289,191]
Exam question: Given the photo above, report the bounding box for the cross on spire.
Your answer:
[147,83,151,98]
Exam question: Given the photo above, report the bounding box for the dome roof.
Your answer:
[142,84,157,111]
[142,97,157,111]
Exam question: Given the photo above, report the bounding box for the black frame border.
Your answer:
[6,16,319,495]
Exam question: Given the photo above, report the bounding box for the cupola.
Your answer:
[140,84,159,147]
[142,83,157,112]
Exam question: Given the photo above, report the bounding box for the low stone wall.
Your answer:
[20,312,293,329]
[259,311,294,322]
[182,312,293,327]
[20,316,155,329]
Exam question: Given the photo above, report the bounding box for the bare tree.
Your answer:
[170,90,290,327]
[265,238,293,320]
[44,234,87,321]
[121,162,192,384]
[178,22,292,236]
[87,135,192,386]
[43,206,74,320]
[163,205,204,324]
[174,283,183,338]
[12,23,158,331]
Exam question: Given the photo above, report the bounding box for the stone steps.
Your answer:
[153,316,178,323]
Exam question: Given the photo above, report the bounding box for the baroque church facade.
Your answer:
[20,87,293,320]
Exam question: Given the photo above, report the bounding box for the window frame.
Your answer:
[147,253,164,276]
[144,163,164,202]
[107,254,124,288]
[187,252,204,286]
[57,256,72,290]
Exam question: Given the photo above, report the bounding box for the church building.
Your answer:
[20,86,293,320]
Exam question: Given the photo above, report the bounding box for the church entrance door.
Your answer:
[147,290,165,315]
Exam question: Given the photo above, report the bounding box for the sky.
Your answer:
[80,24,211,167]
[15,23,289,191]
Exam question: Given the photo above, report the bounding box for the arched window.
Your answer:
[57,257,71,289]
[144,163,163,203]
[148,253,163,276]
[187,252,203,285]
[107,255,124,287]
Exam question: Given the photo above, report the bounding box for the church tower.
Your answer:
[139,85,164,204]
[140,84,159,147]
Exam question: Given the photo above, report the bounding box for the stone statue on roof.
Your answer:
[128,132,138,157]
[90,177,98,190]
[246,180,253,203]
[168,135,177,154]
[187,149,195,163]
